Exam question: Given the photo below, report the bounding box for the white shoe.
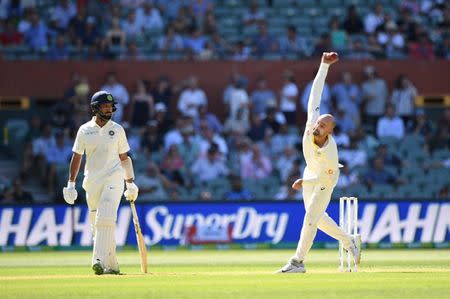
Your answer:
[276,258,306,273]
[349,234,361,266]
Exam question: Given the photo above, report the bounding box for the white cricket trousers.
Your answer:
[293,182,352,262]
[84,171,124,271]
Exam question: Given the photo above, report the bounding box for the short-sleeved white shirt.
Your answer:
[280,82,298,112]
[72,117,130,188]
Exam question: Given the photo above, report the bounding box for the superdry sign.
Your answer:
[0,201,449,246]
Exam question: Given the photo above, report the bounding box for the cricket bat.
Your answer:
[130,201,148,273]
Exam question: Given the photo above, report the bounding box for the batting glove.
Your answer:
[63,181,78,205]
[124,182,139,202]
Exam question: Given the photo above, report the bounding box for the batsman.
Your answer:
[277,52,361,273]
[63,91,139,275]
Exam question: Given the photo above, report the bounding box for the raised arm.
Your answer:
[306,52,339,124]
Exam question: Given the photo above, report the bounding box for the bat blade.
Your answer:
[130,201,148,273]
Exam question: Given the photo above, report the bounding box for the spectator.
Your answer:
[438,108,450,132]
[120,40,144,60]
[279,26,309,58]
[68,6,86,44]
[141,121,164,153]
[248,113,268,142]
[429,126,449,153]
[409,32,435,59]
[47,34,70,61]
[335,109,356,136]
[51,0,77,32]
[178,125,200,169]
[100,72,130,122]
[276,146,298,182]
[312,33,332,57]
[345,38,375,60]
[45,131,72,197]
[81,16,99,47]
[136,1,164,32]
[336,163,358,189]
[121,9,142,39]
[301,72,331,114]
[406,109,434,140]
[17,7,33,34]
[390,74,418,122]
[129,79,154,127]
[196,41,215,60]
[226,78,250,127]
[0,18,23,45]
[279,70,298,125]
[436,35,450,59]
[241,144,272,179]
[258,128,277,159]
[210,31,232,58]
[184,27,208,55]
[231,41,252,61]
[342,5,364,34]
[104,17,126,49]
[224,175,253,200]
[172,5,197,35]
[250,76,276,117]
[154,102,173,135]
[120,0,145,9]
[195,104,223,134]
[191,145,229,184]
[262,106,285,134]
[161,144,186,186]
[164,117,185,150]
[135,162,172,201]
[364,157,402,189]
[377,21,406,58]
[177,76,207,118]
[375,143,404,170]
[361,65,388,127]
[330,17,348,50]
[24,11,48,51]
[156,0,187,21]
[32,123,55,181]
[376,104,405,139]
[366,33,385,58]
[332,71,361,127]
[272,124,298,156]
[252,22,278,58]
[198,124,228,156]
[4,178,33,204]
[202,11,217,36]
[152,76,174,110]
[364,3,384,34]
[190,0,213,19]
[242,0,265,28]
[158,25,184,53]
[334,125,350,149]
[340,138,368,169]
[275,174,303,200]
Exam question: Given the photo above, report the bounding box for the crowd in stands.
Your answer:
[0,0,449,60]
[1,64,449,203]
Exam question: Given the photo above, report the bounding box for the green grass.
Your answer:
[1,249,450,299]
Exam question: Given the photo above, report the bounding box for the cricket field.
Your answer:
[1,249,449,299]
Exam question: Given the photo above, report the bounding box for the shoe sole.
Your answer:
[276,268,306,274]
[92,263,104,275]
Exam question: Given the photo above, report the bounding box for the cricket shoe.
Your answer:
[348,234,362,266]
[92,259,105,275]
[276,258,306,273]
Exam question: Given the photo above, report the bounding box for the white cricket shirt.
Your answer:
[302,63,340,186]
[72,117,130,189]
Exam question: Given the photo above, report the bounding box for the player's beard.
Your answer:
[98,112,112,121]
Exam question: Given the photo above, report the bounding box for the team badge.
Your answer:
[109,130,115,136]
[107,95,113,101]
[315,107,319,111]
[328,169,334,174]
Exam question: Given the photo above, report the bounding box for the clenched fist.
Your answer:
[322,52,339,65]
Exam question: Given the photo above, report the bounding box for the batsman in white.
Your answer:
[277,52,361,273]
[63,91,139,275]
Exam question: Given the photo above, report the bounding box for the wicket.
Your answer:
[339,196,358,272]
